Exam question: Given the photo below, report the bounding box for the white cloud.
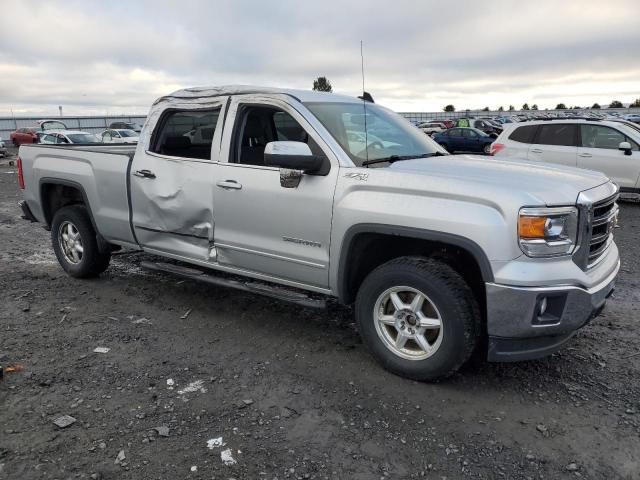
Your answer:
[0,0,638,115]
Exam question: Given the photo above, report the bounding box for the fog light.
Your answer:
[539,297,548,316]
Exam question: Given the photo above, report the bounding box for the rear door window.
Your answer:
[535,124,577,147]
[152,108,221,160]
[508,125,538,143]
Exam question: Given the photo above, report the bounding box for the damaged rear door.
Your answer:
[129,98,227,260]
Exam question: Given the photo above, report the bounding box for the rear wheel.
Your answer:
[51,205,111,278]
[355,257,479,381]
[483,143,491,155]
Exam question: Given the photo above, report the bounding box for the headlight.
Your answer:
[518,206,578,257]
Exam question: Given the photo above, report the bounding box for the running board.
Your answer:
[140,261,326,309]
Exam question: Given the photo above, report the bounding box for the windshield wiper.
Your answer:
[362,151,447,167]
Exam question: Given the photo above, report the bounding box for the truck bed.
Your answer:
[19,143,138,247]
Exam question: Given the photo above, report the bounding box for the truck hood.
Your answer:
[387,154,610,206]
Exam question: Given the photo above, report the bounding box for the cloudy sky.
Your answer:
[0,0,638,116]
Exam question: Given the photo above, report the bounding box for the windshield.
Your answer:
[117,129,138,137]
[67,133,100,143]
[42,121,68,131]
[304,102,446,166]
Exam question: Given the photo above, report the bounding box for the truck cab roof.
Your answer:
[157,85,362,105]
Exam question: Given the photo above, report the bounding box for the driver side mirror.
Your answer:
[264,141,328,188]
[618,141,632,156]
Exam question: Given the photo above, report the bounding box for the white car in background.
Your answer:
[623,113,640,124]
[39,130,101,145]
[491,119,640,200]
[417,122,446,136]
[100,129,139,144]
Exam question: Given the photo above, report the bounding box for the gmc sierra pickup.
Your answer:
[17,86,620,380]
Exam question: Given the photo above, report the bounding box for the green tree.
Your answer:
[312,76,332,92]
[498,106,504,112]
[522,103,530,110]
[531,104,538,110]
[609,100,623,108]
[629,98,640,108]
[508,105,515,111]
[592,103,601,109]
[481,106,490,111]
[443,104,455,112]
[556,103,567,109]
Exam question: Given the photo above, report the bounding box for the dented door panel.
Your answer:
[130,155,216,260]
[129,97,228,261]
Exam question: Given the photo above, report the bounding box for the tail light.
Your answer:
[490,143,505,156]
[17,156,25,189]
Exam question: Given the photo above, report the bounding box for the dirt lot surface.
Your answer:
[1,152,639,480]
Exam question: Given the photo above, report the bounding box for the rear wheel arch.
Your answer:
[39,179,96,230]
[336,224,493,306]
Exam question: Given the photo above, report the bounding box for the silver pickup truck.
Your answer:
[17,86,620,380]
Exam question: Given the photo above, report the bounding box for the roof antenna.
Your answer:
[360,40,369,165]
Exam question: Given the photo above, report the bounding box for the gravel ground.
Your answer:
[1,151,639,480]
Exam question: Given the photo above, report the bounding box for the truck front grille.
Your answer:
[587,194,618,268]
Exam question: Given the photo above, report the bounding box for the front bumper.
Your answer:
[486,259,619,362]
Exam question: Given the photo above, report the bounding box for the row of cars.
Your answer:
[416,112,640,156]
[9,120,142,146]
[416,114,640,196]
[417,119,502,154]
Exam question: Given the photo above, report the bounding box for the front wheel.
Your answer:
[355,257,479,381]
[51,205,111,278]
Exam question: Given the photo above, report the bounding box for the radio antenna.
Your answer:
[360,40,369,164]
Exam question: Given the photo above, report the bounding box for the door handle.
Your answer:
[133,169,156,179]
[578,153,593,158]
[216,180,242,190]
[530,148,543,154]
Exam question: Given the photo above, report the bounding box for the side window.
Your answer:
[580,125,626,149]
[235,106,320,166]
[465,129,478,138]
[152,108,221,160]
[449,128,461,137]
[509,125,538,143]
[42,134,56,144]
[535,124,577,147]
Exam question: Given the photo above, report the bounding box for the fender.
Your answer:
[337,223,494,303]
[38,177,111,253]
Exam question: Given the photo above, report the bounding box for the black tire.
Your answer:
[13,139,19,147]
[483,143,492,155]
[51,205,111,278]
[355,256,479,381]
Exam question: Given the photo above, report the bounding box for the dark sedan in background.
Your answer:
[432,127,495,154]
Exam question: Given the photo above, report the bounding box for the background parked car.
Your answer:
[39,131,101,144]
[10,127,38,146]
[101,129,139,144]
[433,127,494,154]
[417,122,446,136]
[108,121,142,133]
[623,114,640,124]
[491,119,640,199]
[0,138,7,157]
